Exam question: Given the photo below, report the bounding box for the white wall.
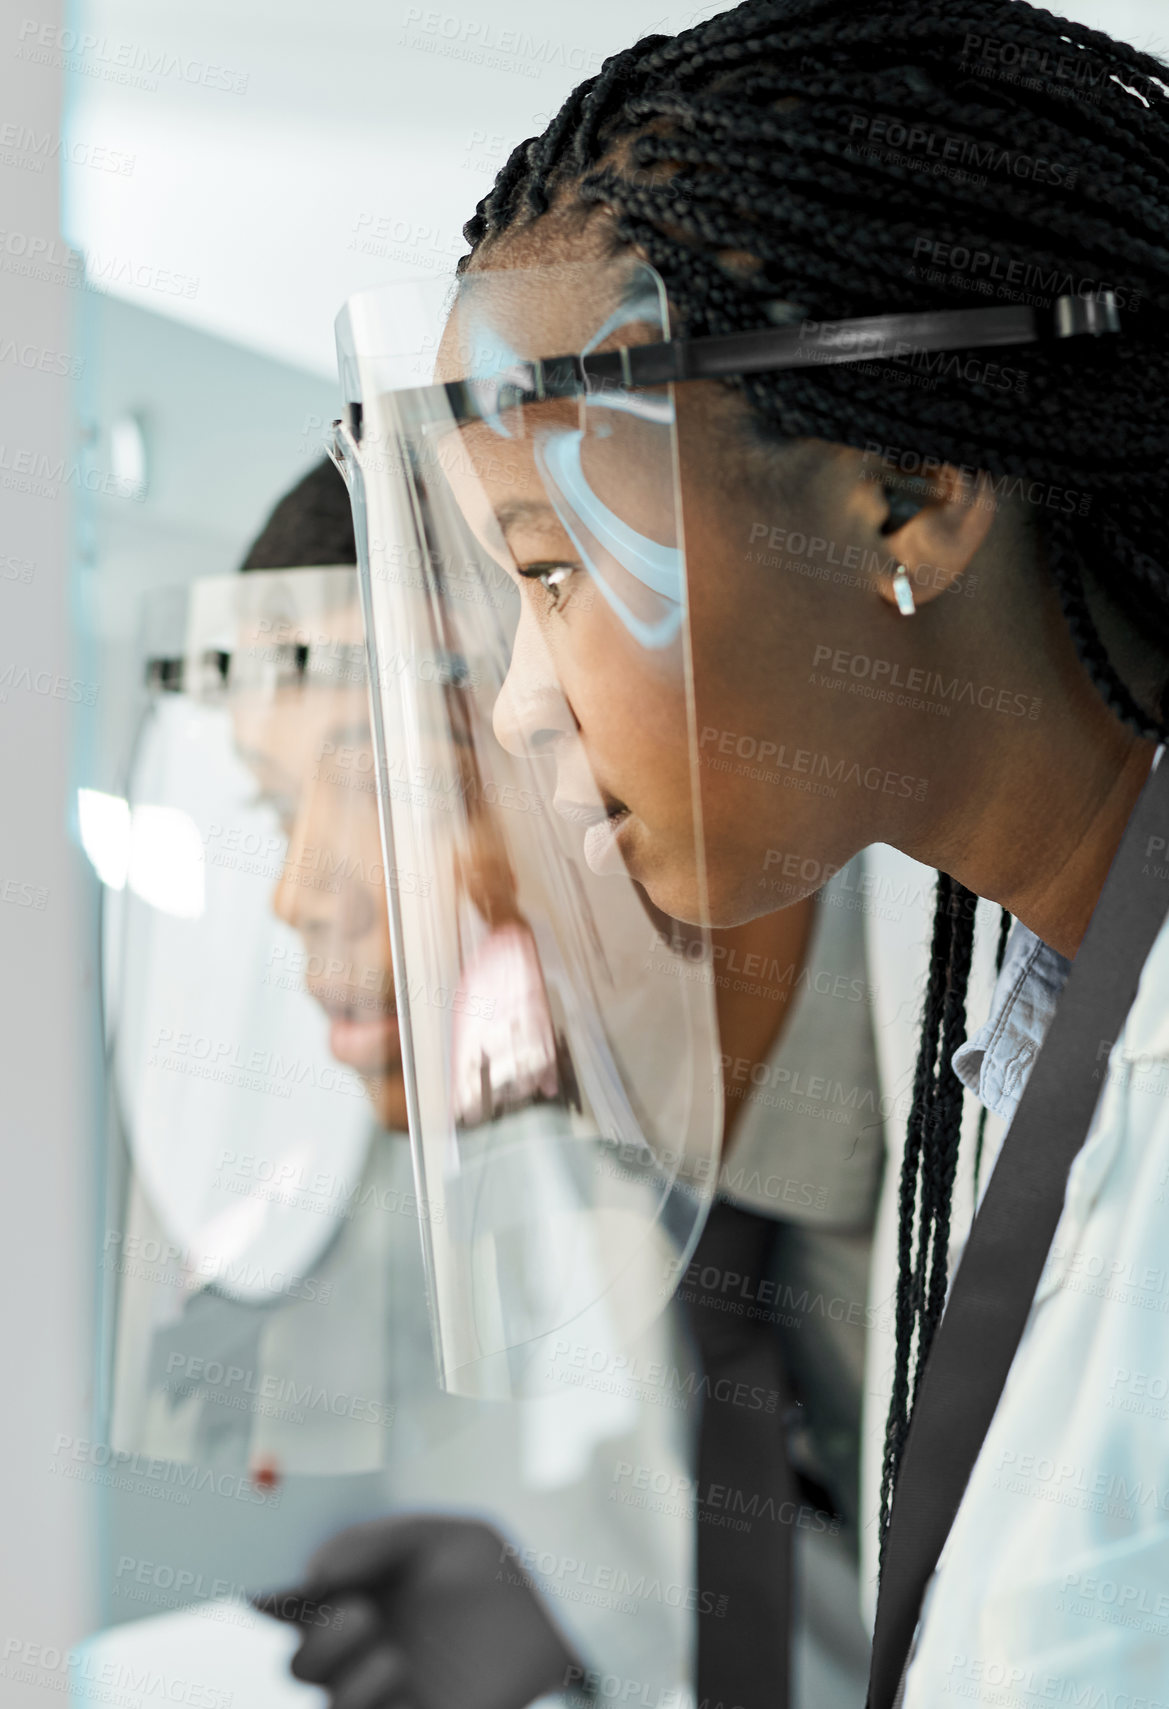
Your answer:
[61,0,735,376]
[0,0,98,1699]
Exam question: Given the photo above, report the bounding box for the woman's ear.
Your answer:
[851,456,998,611]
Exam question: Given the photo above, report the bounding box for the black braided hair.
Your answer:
[453,0,1169,1557]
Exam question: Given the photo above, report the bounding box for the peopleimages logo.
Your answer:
[811,644,1042,720]
[611,1459,840,1535]
[15,19,249,94]
[547,1337,780,1411]
[161,1353,396,1430]
[561,1665,688,1709]
[846,113,1078,189]
[0,1638,234,1709]
[50,1434,280,1508]
[397,8,604,76]
[147,1027,369,1101]
[910,236,1137,311]
[862,440,1092,519]
[498,1540,725,1614]
[699,726,929,801]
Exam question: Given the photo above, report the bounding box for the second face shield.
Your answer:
[102,567,403,1476]
[332,255,723,1399]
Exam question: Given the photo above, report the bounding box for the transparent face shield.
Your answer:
[101,567,407,1475]
[330,256,724,1399]
[329,252,1122,1402]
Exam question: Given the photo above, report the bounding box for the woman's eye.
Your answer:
[518,562,577,606]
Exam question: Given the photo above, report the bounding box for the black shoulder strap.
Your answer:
[867,749,1169,1709]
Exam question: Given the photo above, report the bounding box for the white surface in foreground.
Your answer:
[71,1601,325,1707]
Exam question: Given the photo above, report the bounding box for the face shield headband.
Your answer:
[338,286,1121,443]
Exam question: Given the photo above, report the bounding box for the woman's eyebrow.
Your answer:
[496,499,557,535]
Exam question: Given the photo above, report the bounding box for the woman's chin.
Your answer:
[636,864,710,930]
[647,868,785,932]
[370,1075,411,1134]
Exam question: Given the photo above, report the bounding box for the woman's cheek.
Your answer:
[561,588,686,739]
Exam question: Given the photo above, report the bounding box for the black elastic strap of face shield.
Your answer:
[573,290,1120,389]
[341,290,1121,440]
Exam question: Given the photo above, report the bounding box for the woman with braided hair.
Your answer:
[412,0,1169,1701]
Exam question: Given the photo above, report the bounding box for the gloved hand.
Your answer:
[254,1513,585,1709]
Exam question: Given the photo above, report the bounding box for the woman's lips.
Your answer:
[582,807,633,876]
[554,791,634,877]
[328,1012,401,1075]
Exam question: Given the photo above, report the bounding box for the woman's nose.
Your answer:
[271,771,377,944]
[492,605,575,758]
[271,789,317,934]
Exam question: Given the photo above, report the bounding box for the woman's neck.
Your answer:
[911,711,1158,959]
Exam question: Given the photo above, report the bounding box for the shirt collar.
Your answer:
[956,747,1167,1126]
[951,919,1072,1125]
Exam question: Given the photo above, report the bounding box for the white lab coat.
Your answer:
[861,841,1169,1697]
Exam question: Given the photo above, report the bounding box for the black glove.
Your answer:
[254,1514,586,1709]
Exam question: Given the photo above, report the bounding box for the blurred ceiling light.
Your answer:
[79,788,205,917]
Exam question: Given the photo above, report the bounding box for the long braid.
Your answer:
[877,877,977,1562]
[921,885,977,1346]
[455,0,1169,1552]
[879,872,953,1566]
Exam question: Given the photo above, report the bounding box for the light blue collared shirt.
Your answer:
[951,919,1072,1130]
